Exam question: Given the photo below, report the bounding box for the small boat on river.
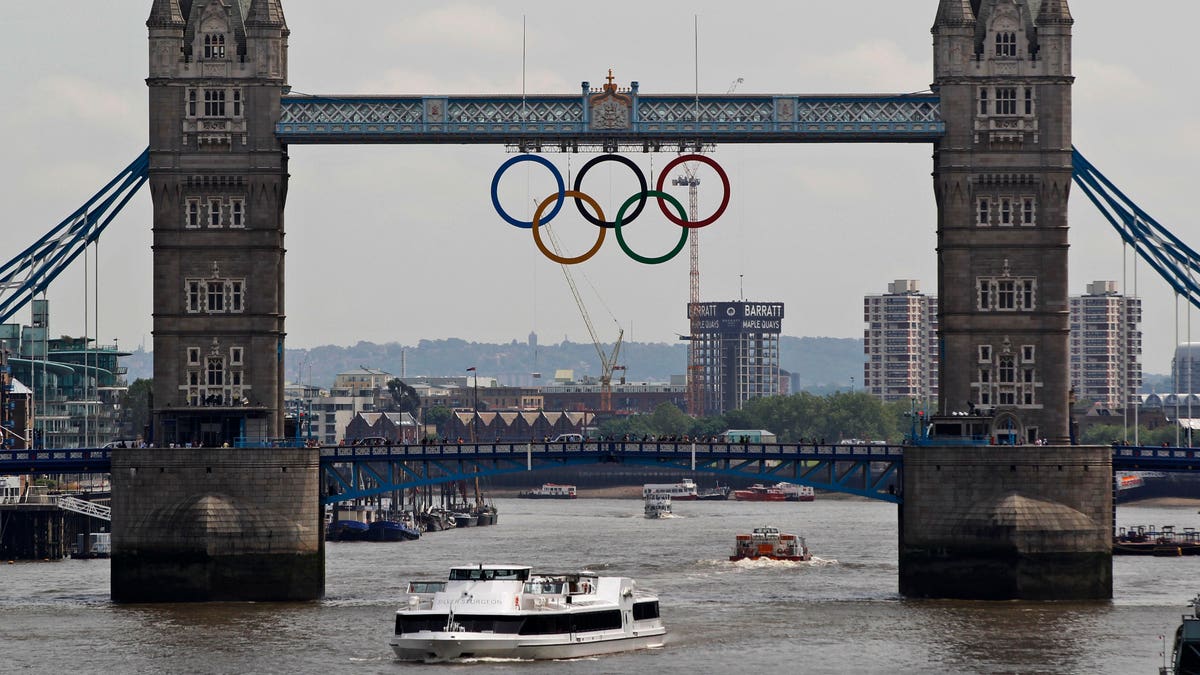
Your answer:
[389,564,667,662]
[697,483,731,501]
[1171,593,1200,674]
[517,483,577,499]
[1113,525,1200,556]
[643,479,699,500]
[733,483,788,502]
[730,527,812,561]
[368,519,421,542]
[327,519,370,541]
[644,494,672,519]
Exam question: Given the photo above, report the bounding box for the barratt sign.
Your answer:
[687,302,785,334]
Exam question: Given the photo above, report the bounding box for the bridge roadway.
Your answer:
[1,443,1196,505]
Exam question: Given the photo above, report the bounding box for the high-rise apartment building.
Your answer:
[1068,281,1142,408]
[863,280,939,403]
[687,301,783,415]
[1172,344,1200,396]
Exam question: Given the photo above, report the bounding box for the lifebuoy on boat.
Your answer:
[514,595,521,609]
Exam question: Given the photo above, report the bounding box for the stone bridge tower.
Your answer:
[146,0,289,445]
[932,0,1074,443]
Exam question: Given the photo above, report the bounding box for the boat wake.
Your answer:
[701,556,839,569]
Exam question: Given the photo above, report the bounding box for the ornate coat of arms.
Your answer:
[590,70,632,131]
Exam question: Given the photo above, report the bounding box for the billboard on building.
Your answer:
[688,302,784,335]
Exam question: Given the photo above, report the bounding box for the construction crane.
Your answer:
[541,218,624,413]
[680,77,742,417]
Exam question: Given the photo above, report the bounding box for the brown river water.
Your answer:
[1,497,1196,674]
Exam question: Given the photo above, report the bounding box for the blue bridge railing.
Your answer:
[8,443,1200,505]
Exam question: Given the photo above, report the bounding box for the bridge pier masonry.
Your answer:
[899,445,1112,600]
[111,447,324,603]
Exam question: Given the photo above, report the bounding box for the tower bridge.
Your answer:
[5,0,1198,602]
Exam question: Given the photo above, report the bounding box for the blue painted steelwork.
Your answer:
[9,443,1200,502]
[0,149,149,324]
[276,89,944,145]
[1112,446,1200,472]
[0,447,113,474]
[1073,148,1200,310]
[317,441,904,504]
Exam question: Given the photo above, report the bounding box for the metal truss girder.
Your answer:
[1073,147,1200,312]
[276,94,944,145]
[0,150,149,323]
[1113,446,1200,472]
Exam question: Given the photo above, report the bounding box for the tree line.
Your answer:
[594,392,919,443]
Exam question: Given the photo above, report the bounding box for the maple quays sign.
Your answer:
[688,302,785,334]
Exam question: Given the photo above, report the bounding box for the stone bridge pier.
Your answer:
[899,445,1112,600]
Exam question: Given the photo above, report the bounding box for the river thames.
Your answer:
[1,497,1195,673]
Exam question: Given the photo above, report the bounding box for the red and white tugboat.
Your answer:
[730,527,812,561]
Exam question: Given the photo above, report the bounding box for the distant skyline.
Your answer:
[3,2,1198,374]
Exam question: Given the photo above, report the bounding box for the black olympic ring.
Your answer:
[572,154,648,228]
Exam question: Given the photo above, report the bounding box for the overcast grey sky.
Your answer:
[2,2,1197,375]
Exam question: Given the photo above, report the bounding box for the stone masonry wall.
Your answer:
[111,447,323,602]
[899,445,1111,600]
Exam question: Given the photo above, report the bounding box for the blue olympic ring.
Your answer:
[490,154,566,229]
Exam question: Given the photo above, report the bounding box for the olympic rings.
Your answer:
[491,154,565,229]
[615,190,690,265]
[531,190,607,265]
[572,154,648,228]
[492,153,730,265]
[655,154,731,228]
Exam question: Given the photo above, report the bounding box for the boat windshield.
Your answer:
[449,568,530,582]
[523,581,565,594]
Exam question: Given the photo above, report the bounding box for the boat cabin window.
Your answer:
[407,581,446,593]
[524,581,565,594]
[633,600,660,620]
[449,568,530,582]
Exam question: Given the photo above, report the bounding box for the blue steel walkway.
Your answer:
[3,442,1198,505]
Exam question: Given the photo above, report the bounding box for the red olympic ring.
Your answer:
[531,190,607,265]
[655,154,731,228]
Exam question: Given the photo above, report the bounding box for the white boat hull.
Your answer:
[390,628,667,662]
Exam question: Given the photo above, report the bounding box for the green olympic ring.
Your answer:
[614,190,689,265]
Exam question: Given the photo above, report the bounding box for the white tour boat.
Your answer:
[390,564,667,662]
[642,478,699,500]
[644,494,672,519]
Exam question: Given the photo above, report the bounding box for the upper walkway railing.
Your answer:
[276,91,944,145]
[3,442,1197,472]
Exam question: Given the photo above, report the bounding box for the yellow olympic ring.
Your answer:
[531,190,607,265]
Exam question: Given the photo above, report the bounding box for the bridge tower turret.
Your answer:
[932,0,1074,443]
[146,0,290,446]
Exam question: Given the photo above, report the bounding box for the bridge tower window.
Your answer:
[203,34,226,60]
[207,358,224,387]
[206,281,225,312]
[995,88,1018,116]
[203,90,226,117]
[185,199,200,228]
[209,199,222,227]
[977,198,990,226]
[1021,197,1036,226]
[230,199,244,227]
[995,32,1018,58]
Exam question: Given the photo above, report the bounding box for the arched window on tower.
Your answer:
[204,34,226,60]
[995,32,1018,58]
